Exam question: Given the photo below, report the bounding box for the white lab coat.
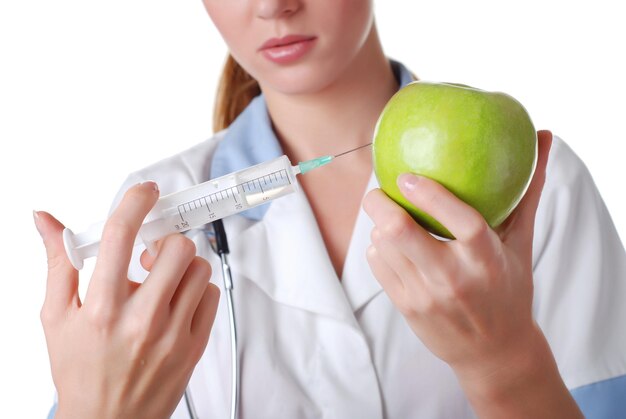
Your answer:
[111,129,626,418]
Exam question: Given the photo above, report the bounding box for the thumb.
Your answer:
[34,211,80,316]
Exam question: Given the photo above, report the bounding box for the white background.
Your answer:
[1,0,624,416]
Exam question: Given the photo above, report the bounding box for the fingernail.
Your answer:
[33,210,44,238]
[397,173,420,191]
[141,181,159,193]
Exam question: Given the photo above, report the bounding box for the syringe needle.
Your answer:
[297,142,373,175]
[334,142,372,158]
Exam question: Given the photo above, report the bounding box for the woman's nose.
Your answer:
[255,0,301,20]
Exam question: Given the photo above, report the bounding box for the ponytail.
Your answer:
[213,54,261,133]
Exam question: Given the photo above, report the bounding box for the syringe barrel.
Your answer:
[63,155,300,270]
[142,155,299,238]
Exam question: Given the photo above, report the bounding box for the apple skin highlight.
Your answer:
[373,81,537,239]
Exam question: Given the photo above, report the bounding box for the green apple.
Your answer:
[373,81,537,239]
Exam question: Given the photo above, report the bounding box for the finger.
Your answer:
[396,173,496,250]
[366,245,410,313]
[35,211,80,317]
[371,228,445,313]
[134,233,197,309]
[363,188,444,267]
[89,182,159,301]
[501,130,553,252]
[371,227,422,284]
[190,283,220,346]
[170,257,213,333]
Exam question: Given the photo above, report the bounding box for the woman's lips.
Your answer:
[259,35,317,64]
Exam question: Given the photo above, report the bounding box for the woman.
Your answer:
[36,0,626,417]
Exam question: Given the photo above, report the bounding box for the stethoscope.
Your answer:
[184,219,239,419]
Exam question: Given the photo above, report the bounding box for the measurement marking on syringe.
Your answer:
[176,169,292,222]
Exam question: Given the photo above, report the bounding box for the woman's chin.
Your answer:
[257,65,346,97]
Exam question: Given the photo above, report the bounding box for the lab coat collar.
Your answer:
[228,186,362,324]
[227,167,384,322]
[209,59,415,221]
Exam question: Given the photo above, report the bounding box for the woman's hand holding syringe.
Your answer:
[35,182,220,418]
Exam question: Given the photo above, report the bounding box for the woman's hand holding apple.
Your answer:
[363,130,582,418]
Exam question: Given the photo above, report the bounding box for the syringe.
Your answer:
[63,144,371,270]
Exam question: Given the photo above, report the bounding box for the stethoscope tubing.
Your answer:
[221,251,239,419]
[186,219,239,419]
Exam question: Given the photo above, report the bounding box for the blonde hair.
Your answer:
[213,54,261,133]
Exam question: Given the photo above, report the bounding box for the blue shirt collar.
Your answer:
[210,59,415,220]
